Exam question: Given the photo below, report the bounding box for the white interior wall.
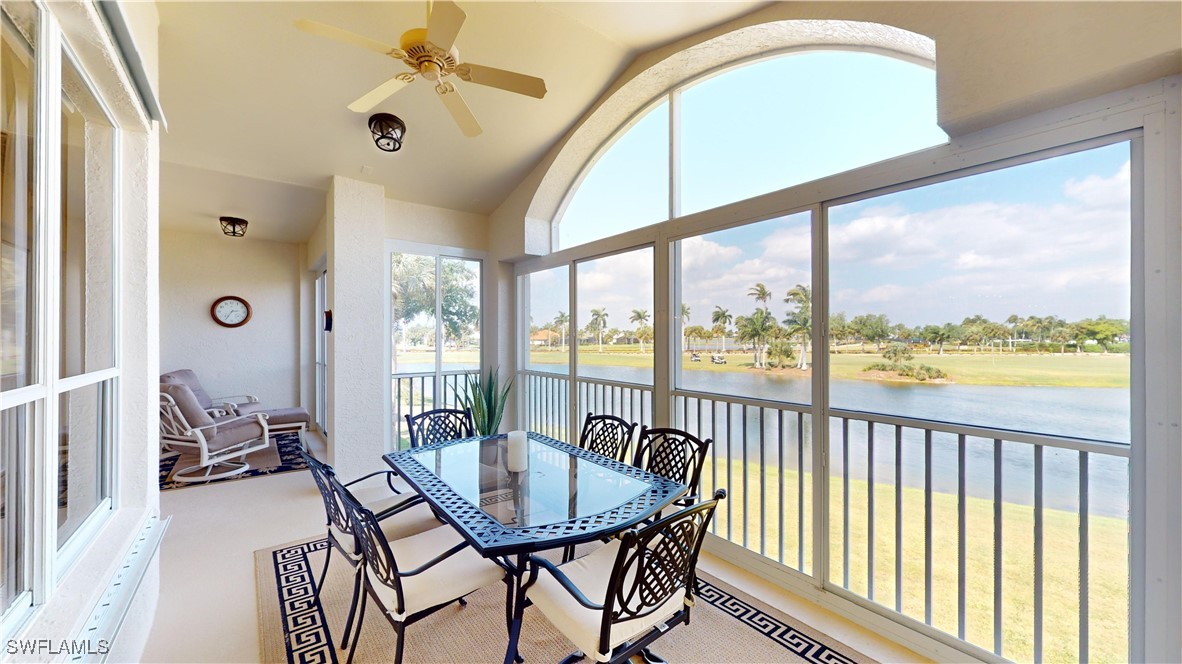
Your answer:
[159,229,301,408]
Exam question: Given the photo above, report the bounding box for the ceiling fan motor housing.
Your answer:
[399,28,459,80]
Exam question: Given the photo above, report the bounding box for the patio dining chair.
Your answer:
[404,407,475,448]
[632,426,712,508]
[302,452,442,650]
[577,412,637,463]
[523,489,727,664]
[339,473,507,664]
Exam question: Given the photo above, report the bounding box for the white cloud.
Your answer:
[1064,160,1130,208]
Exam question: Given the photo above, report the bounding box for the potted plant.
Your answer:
[455,366,514,435]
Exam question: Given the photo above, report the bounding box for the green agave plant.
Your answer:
[455,366,514,436]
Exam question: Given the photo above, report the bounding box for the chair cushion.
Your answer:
[329,475,438,554]
[161,383,216,433]
[234,401,267,416]
[160,369,214,410]
[369,525,505,620]
[205,417,267,453]
[526,539,686,662]
[262,407,310,426]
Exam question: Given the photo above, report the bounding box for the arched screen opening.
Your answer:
[556,50,947,250]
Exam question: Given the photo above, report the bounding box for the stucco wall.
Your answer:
[159,230,301,408]
[384,197,489,250]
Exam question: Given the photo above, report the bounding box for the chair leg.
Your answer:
[559,652,586,664]
[561,544,575,563]
[638,647,668,664]
[340,564,364,649]
[457,597,467,607]
[346,588,368,664]
[314,548,332,601]
[393,622,406,664]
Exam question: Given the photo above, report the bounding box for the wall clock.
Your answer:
[210,296,252,328]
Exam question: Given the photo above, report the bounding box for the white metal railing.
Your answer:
[826,409,1128,663]
[523,377,1130,662]
[391,370,479,448]
[521,371,655,451]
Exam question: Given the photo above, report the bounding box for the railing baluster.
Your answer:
[726,403,733,542]
[925,428,933,626]
[798,411,805,571]
[742,404,749,549]
[1034,445,1044,664]
[759,407,766,556]
[868,421,875,601]
[895,424,903,613]
[778,409,785,564]
[958,433,967,640]
[1080,451,1089,663]
[843,417,850,589]
[711,399,718,535]
[994,438,1003,656]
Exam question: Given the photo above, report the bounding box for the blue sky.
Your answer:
[527,52,1132,331]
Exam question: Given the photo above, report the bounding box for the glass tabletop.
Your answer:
[408,436,647,528]
[385,432,686,556]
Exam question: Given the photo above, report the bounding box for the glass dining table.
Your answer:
[383,431,687,664]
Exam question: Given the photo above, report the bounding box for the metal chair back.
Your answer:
[404,407,475,447]
[578,412,637,462]
[632,426,712,500]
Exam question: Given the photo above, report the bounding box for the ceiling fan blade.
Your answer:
[435,81,482,137]
[294,19,404,58]
[347,73,416,113]
[455,63,546,99]
[426,0,466,52]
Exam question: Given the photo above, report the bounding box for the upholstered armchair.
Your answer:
[160,369,311,446]
[159,382,271,483]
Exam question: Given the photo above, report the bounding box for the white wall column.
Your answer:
[326,175,387,479]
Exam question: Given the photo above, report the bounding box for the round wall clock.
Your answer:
[210,296,252,328]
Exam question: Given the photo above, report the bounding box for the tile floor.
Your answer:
[139,433,924,663]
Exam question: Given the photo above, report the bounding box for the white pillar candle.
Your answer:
[507,430,529,473]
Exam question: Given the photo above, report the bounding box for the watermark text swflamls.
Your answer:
[5,639,111,656]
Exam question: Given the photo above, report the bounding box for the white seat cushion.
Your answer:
[329,474,440,556]
[347,472,420,514]
[526,539,686,662]
[368,526,505,620]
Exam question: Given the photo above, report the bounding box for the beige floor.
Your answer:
[139,432,924,663]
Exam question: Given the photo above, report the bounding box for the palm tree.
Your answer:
[680,303,691,352]
[590,307,609,352]
[748,283,772,311]
[554,311,569,353]
[782,284,811,370]
[711,306,733,352]
[736,308,775,368]
[629,309,650,353]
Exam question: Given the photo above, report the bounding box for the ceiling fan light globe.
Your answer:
[400,27,427,51]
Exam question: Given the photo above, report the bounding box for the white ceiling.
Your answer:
[157,1,769,240]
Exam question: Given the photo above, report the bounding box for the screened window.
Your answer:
[557,51,946,249]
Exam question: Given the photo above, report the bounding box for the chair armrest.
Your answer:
[344,469,397,487]
[372,494,425,520]
[184,412,266,435]
[205,408,229,418]
[396,540,474,578]
[210,394,260,404]
[527,555,604,611]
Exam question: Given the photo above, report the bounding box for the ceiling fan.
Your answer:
[295,1,547,138]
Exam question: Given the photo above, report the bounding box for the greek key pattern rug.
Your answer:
[257,537,872,664]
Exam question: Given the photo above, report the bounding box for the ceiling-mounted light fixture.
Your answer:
[369,113,406,152]
[219,216,249,237]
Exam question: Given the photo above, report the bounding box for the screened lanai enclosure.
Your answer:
[385,45,1166,664]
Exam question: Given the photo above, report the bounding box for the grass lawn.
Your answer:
[698,457,1128,663]
[522,348,1129,388]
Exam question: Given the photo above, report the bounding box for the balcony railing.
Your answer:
[391,370,478,449]
[520,371,1129,663]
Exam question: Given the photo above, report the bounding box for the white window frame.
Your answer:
[383,240,487,452]
[0,0,124,634]
[517,76,1181,662]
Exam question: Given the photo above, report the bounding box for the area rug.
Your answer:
[255,536,872,664]
[159,432,306,491]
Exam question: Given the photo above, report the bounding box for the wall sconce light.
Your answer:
[369,113,406,152]
[219,216,249,237]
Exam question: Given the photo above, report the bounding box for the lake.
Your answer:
[522,361,1130,518]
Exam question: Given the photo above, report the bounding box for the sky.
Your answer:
[528,51,1132,332]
